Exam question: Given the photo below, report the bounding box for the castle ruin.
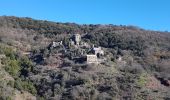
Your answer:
[86,55,98,64]
[74,34,81,46]
[92,47,104,56]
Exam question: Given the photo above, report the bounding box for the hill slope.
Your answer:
[0,16,170,100]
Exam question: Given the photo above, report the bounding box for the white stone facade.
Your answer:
[74,34,81,45]
[86,55,98,64]
[52,41,63,47]
[93,47,104,55]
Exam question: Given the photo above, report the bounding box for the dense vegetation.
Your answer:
[0,16,170,100]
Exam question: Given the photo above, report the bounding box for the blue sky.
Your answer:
[0,0,170,31]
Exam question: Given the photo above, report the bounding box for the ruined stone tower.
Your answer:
[74,34,81,45]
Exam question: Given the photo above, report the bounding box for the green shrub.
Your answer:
[3,47,16,60]
[137,73,148,87]
[7,80,14,87]
[19,56,33,77]
[14,78,23,90]
[5,59,20,77]
[14,78,37,95]
[21,81,37,95]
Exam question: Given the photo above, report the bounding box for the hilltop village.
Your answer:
[49,34,106,66]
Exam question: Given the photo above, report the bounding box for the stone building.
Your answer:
[69,34,82,47]
[86,46,105,64]
[80,42,90,48]
[92,47,104,56]
[74,34,81,45]
[51,41,63,48]
[70,39,75,46]
[86,55,98,64]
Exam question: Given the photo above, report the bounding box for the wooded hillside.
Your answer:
[0,16,170,100]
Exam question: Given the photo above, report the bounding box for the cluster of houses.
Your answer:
[86,45,105,64]
[51,33,105,64]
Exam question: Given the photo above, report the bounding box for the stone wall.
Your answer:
[86,55,98,64]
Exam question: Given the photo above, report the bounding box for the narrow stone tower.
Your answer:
[74,34,81,45]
